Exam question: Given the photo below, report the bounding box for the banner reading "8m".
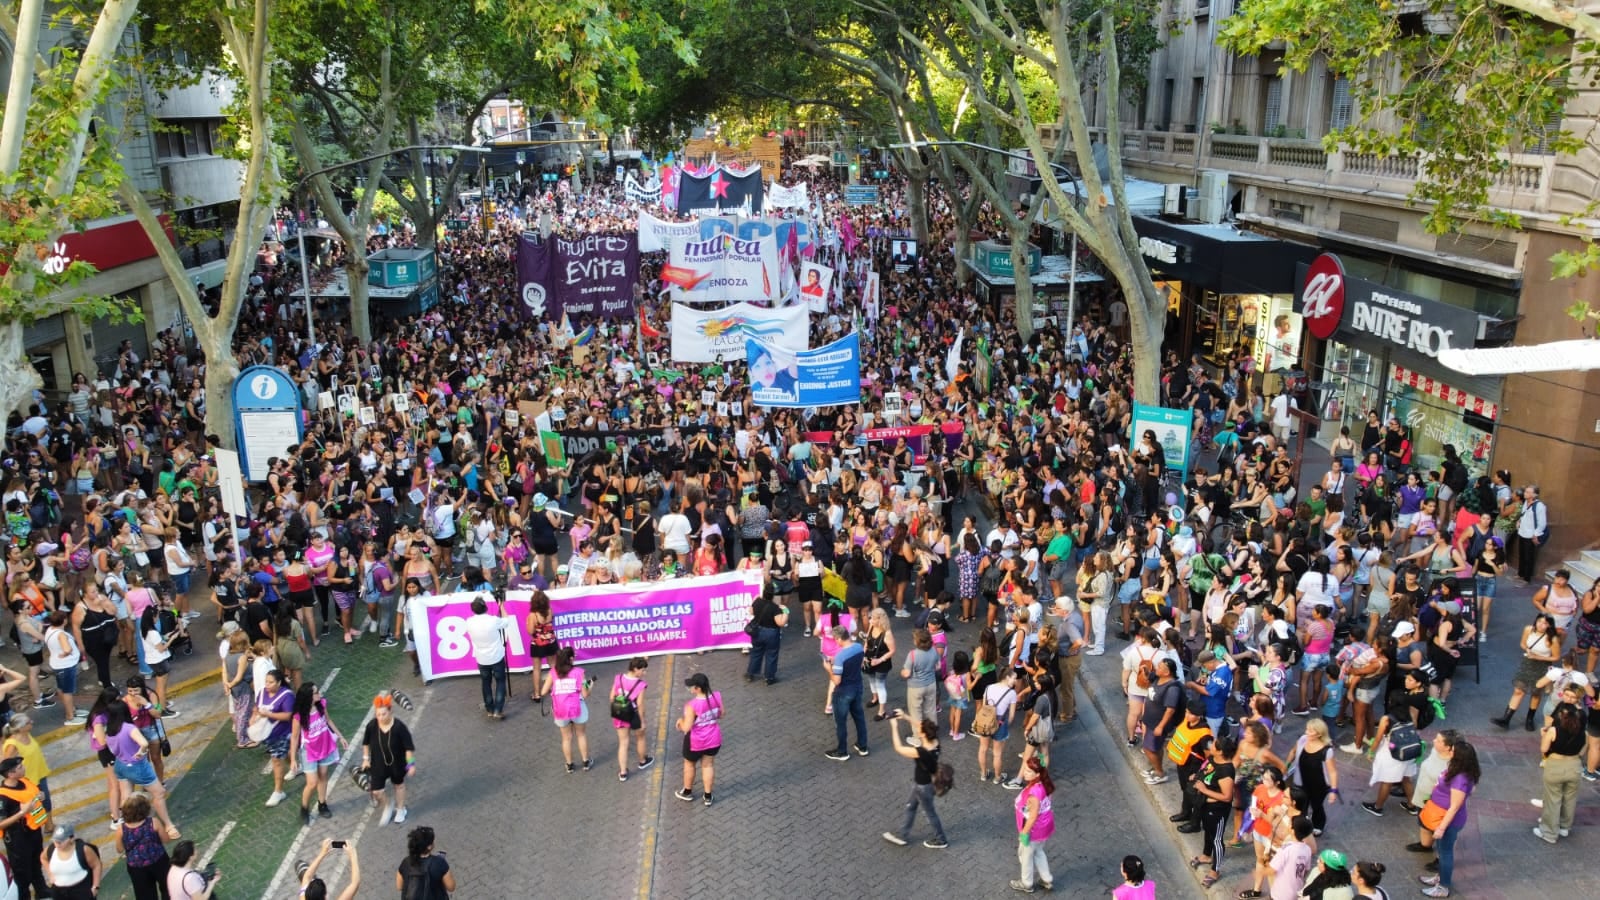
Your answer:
[411,593,533,681]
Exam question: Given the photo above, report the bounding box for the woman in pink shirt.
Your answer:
[1112,855,1156,900]
[676,673,723,806]
[290,681,347,827]
[1012,756,1056,892]
[542,648,592,773]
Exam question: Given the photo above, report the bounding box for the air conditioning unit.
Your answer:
[1195,170,1229,224]
[1162,183,1186,216]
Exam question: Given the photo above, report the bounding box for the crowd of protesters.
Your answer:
[0,140,1584,898]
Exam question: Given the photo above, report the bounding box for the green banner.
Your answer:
[540,430,567,466]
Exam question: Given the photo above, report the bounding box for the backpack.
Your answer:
[1387,722,1424,762]
[400,856,449,900]
[609,675,643,724]
[1135,654,1157,690]
[979,557,1004,600]
[970,687,1011,737]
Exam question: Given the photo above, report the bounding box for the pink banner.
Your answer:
[408,573,763,680]
[541,571,761,664]
[410,591,531,682]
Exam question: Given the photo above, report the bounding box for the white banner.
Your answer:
[665,232,780,303]
[624,171,662,206]
[670,301,809,363]
[863,270,881,323]
[637,210,701,253]
[767,181,810,210]
[799,261,834,313]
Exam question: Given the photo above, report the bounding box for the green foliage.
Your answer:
[0,26,139,327]
[1221,0,1583,235]
[351,185,412,223]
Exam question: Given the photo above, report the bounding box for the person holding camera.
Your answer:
[165,839,219,900]
[880,710,948,849]
[302,837,361,900]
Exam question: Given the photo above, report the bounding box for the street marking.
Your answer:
[307,688,435,890]
[198,820,236,867]
[635,653,675,900]
[259,681,429,899]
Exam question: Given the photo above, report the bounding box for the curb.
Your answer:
[1077,650,1227,897]
[37,668,222,747]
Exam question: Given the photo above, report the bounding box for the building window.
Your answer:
[1261,76,1284,133]
[1528,77,1566,155]
[155,119,222,160]
[1329,77,1352,132]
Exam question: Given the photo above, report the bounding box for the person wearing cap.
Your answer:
[676,673,723,805]
[43,822,103,899]
[1296,848,1354,900]
[0,754,50,897]
[526,495,562,582]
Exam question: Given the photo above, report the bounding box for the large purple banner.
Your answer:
[516,233,552,318]
[515,231,639,320]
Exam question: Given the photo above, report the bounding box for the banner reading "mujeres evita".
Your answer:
[516,232,639,320]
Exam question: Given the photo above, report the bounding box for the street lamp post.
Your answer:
[891,139,1084,335]
[293,144,487,346]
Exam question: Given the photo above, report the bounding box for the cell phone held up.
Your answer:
[330,840,347,849]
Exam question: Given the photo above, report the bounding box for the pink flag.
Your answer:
[840,216,859,255]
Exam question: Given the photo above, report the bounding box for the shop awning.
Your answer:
[1438,340,1600,376]
[1133,216,1319,295]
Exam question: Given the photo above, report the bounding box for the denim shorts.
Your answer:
[52,664,79,695]
[113,756,158,786]
[1302,652,1330,672]
[303,747,341,770]
[554,702,589,728]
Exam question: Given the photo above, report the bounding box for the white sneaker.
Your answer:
[1531,798,1544,809]
[379,804,393,826]
[393,807,408,824]
[266,791,287,807]
[367,619,379,634]
[287,766,302,780]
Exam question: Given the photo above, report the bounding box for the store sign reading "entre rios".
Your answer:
[1351,290,1455,357]
[1295,254,1480,360]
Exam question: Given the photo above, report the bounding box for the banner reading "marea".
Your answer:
[662,232,779,303]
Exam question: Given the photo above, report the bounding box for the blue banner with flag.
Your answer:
[746,333,862,408]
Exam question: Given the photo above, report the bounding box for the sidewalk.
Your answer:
[1073,570,1600,900]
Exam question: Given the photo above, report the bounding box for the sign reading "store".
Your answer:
[1138,236,1182,265]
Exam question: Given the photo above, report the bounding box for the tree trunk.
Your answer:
[1101,245,1164,406]
[346,254,373,344]
[907,170,930,244]
[0,321,43,417]
[1010,231,1036,343]
[202,339,241,449]
[954,228,974,286]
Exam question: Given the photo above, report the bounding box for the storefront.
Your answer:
[1132,216,1318,373]
[1295,253,1499,477]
